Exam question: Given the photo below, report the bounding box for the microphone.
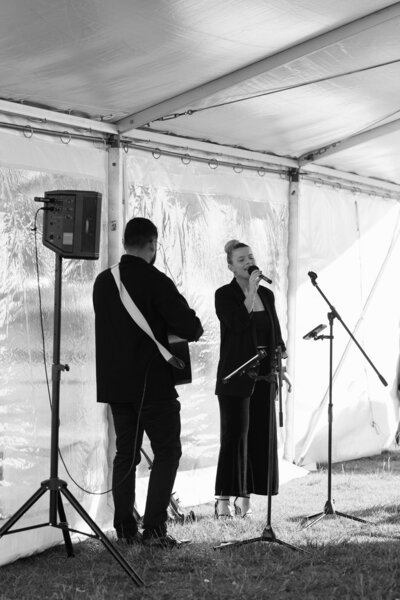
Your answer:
[303,324,326,340]
[308,271,318,284]
[248,265,272,284]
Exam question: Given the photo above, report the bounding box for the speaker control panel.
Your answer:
[42,190,102,259]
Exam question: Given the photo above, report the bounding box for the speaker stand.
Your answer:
[0,253,144,587]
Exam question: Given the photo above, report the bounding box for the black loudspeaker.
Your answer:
[42,190,102,259]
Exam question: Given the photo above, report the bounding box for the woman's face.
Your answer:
[229,246,256,279]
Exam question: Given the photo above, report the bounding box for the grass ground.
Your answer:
[2,450,400,599]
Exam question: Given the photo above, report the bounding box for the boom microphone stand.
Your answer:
[0,253,144,587]
[215,348,302,551]
[302,271,388,529]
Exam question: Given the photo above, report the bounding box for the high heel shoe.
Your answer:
[234,496,253,518]
[214,499,234,519]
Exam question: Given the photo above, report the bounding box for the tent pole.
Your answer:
[108,143,125,267]
[106,142,125,493]
[285,168,300,463]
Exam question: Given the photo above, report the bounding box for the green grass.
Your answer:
[2,450,400,599]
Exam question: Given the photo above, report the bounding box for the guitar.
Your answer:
[168,334,192,385]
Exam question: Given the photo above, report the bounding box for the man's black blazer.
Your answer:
[215,278,285,397]
[93,254,203,404]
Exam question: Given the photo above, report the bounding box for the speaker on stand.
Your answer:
[0,190,144,587]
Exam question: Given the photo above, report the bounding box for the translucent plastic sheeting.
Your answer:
[125,150,290,489]
[0,132,109,566]
[293,180,400,466]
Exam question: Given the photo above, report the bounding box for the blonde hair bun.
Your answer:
[224,239,240,254]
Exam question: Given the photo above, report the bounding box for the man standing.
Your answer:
[93,217,203,547]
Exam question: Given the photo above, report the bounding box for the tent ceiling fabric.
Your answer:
[1,0,400,184]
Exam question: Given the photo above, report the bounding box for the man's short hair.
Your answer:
[124,217,158,248]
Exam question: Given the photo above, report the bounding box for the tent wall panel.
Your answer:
[293,179,400,466]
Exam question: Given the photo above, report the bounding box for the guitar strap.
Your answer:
[111,264,175,365]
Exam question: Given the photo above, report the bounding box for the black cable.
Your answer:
[32,208,52,410]
[32,213,158,495]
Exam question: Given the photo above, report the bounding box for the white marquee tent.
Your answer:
[1,0,400,565]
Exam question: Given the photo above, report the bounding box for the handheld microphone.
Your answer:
[248,265,272,284]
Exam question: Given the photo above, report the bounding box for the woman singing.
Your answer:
[214,239,289,518]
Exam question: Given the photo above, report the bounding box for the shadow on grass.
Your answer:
[3,535,400,599]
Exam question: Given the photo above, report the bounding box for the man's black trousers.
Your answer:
[110,398,181,537]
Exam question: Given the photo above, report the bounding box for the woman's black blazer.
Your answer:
[215,278,286,397]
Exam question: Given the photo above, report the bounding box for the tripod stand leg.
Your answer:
[57,492,74,557]
[0,486,47,537]
[334,511,368,524]
[302,501,368,528]
[215,528,306,552]
[302,512,326,529]
[61,487,144,587]
[261,525,307,552]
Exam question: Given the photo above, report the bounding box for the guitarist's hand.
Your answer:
[168,355,185,370]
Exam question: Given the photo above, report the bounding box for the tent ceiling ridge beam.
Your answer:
[0,119,110,145]
[125,141,289,176]
[302,164,400,195]
[116,2,400,133]
[0,99,118,135]
[299,117,400,165]
[123,128,298,168]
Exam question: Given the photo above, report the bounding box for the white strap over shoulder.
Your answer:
[111,264,174,363]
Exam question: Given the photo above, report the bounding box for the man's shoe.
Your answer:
[117,531,142,545]
[142,527,191,548]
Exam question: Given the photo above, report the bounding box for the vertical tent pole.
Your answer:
[106,142,125,487]
[285,168,300,463]
[108,143,124,266]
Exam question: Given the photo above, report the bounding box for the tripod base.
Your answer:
[0,478,144,587]
[214,525,305,552]
[302,499,368,529]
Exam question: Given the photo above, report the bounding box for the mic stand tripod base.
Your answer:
[301,499,369,529]
[215,351,306,554]
[214,524,306,552]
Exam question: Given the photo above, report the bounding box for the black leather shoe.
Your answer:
[142,527,191,548]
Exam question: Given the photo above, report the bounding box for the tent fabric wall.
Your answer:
[292,178,400,466]
[0,130,109,566]
[124,150,290,495]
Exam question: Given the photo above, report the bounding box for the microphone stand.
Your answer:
[302,271,388,529]
[0,254,144,587]
[215,348,303,552]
